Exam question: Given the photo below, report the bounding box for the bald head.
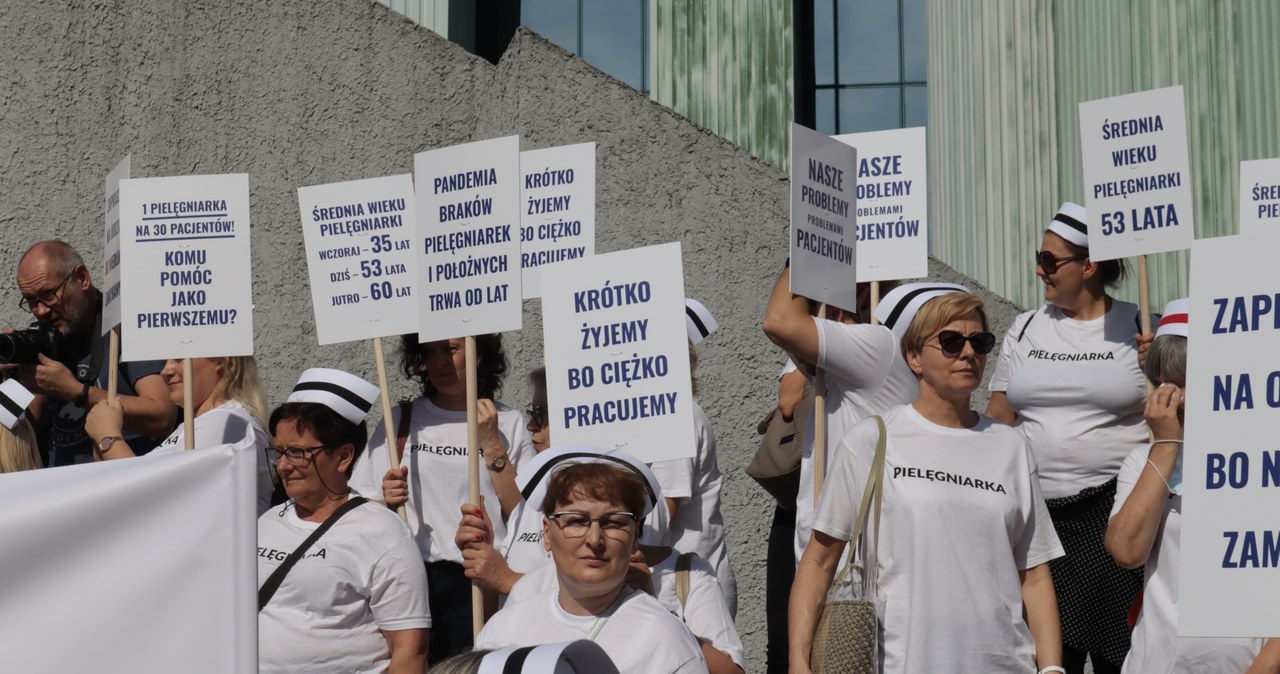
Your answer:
[16,240,95,335]
[19,241,86,280]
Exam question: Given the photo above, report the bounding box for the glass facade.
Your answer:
[522,0,649,93]
[812,0,926,134]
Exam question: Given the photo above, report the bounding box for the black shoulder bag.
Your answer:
[258,496,368,611]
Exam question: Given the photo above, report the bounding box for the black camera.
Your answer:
[0,323,69,365]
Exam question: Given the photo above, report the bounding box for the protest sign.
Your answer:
[1239,158,1280,236]
[541,242,695,464]
[298,174,417,345]
[791,123,858,313]
[415,136,522,341]
[102,155,130,334]
[1078,85,1195,261]
[119,174,253,361]
[520,142,595,299]
[1179,232,1280,637]
[0,436,258,673]
[835,126,927,282]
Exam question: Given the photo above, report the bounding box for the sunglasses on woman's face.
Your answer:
[1036,249,1086,275]
[929,330,997,358]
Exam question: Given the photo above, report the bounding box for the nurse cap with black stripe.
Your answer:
[517,445,664,518]
[286,368,380,425]
[1047,201,1090,248]
[0,379,35,430]
[479,640,620,674]
[685,298,718,344]
[872,282,973,339]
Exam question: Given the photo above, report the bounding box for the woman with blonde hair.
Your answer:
[0,379,41,473]
[85,356,274,514]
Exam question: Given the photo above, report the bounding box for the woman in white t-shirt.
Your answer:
[348,333,535,665]
[791,287,1065,674]
[987,202,1148,674]
[86,356,274,514]
[1104,301,1278,673]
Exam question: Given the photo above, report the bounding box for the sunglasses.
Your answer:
[929,330,996,357]
[1036,249,1087,275]
[525,403,549,428]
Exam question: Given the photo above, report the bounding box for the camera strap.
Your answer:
[75,305,106,384]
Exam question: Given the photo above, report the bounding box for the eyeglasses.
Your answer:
[525,403,548,428]
[547,511,637,539]
[928,330,996,357]
[267,445,327,467]
[18,270,75,314]
[1035,250,1087,275]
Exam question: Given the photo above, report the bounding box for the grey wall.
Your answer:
[0,3,1023,669]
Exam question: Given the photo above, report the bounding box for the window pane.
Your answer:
[838,86,900,133]
[836,0,900,85]
[814,0,835,86]
[816,89,837,135]
[905,84,927,127]
[582,0,646,91]
[903,0,927,81]
[522,0,580,54]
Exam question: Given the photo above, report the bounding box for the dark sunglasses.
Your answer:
[525,404,549,428]
[1036,249,1086,275]
[930,330,996,357]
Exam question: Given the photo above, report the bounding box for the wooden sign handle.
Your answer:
[182,358,195,451]
[465,335,484,638]
[372,337,407,522]
[812,304,828,507]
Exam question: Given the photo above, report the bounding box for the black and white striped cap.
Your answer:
[517,445,663,518]
[685,298,718,344]
[286,368,380,425]
[479,640,620,674]
[1047,201,1089,248]
[872,282,973,339]
[0,379,34,430]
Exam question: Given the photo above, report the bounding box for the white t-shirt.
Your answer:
[476,584,706,674]
[148,401,274,516]
[350,397,536,564]
[813,405,1064,674]
[990,302,1150,499]
[648,401,736,614]
[1111,446,1265,673]
[795,319,918,564]
[257,498,431,674]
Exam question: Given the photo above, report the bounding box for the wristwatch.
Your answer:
[76,382,92,408]
[487,454,508,473]
[98,436,121,455]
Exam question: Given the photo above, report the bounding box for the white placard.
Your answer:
[1239,158,1280,236]
[414,136,522,341]
[835,127,928,282]
[1179,232,1280,637]
[101,155,130,334]
[541,242,695,464]
[119,174,253,360]
[1078,85,1195,260]
[298,175,417,345]
[790,123,858,312]
[520,142,596,298]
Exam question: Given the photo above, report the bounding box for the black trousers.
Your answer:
[766,505,797,673]
[425,560,473,665]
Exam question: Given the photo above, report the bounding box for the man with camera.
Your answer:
[9,240,175,466]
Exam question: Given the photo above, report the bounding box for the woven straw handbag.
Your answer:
[809,415,886,674]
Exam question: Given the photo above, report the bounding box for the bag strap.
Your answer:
[258,496,368,611]
[1015,311,1036,343]
[395,401,413,461]
[675,551,696,611]
[827,415,887,597]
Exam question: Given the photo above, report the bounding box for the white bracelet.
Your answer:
[1146,458,1174,493]
[1038,667,1066,674]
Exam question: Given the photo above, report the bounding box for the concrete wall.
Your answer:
[0,3,1022,669]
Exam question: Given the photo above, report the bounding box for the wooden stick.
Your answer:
[813,303,828,508]
[1137,255,1154,397]
[373,337,407,521]
[182,358,195,450]
[870,282,881,325]
[106,328,119,400]
[465,334,484,638]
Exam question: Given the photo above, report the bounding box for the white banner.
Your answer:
[0,437,258,673]
[520,142,596,299]
[415,136,523,341]
[119,174,254,360]
[791,123,858,313]
[541,242,695,464]
[1180,232,1280,637]
[1078,85,1195,260]
[1239,158,1280,236]
[102,155,130,334]
[835,127,928,282]
[299,175,417,345]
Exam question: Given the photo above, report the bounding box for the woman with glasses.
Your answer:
[790,286,1065,674]
[987,202,1148,674]
[86,355,275,514]
[257,368,429,674]
[348,333,535,664]
[475,460,706,673]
